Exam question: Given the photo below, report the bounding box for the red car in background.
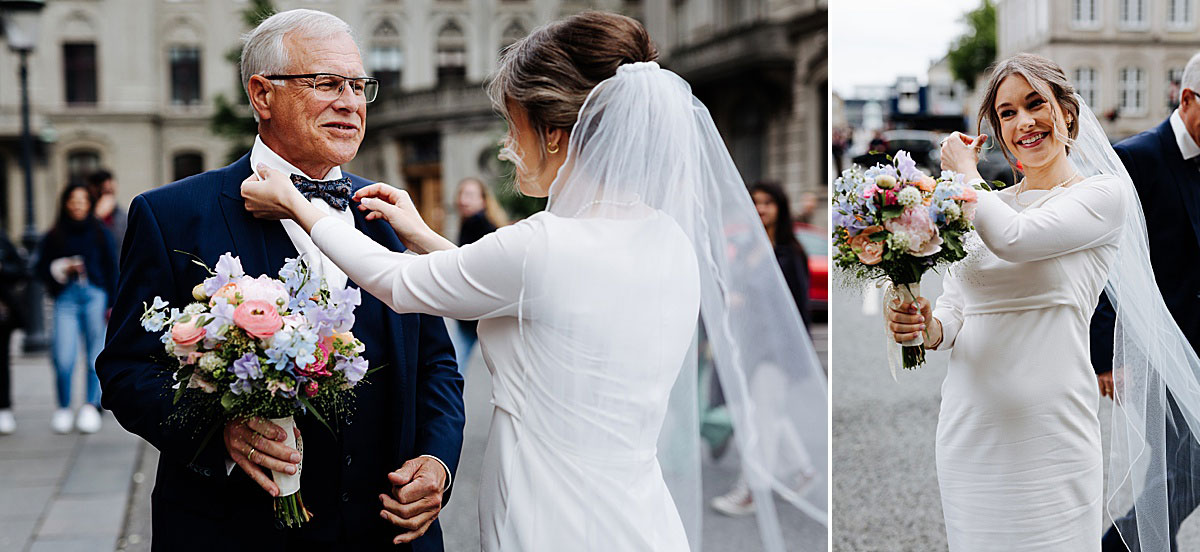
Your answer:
[794,222,828,321]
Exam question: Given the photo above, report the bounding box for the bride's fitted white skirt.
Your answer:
[478,408,690,552]
[937,306,1103,552]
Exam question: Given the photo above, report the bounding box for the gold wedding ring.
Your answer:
[248,446,258,463]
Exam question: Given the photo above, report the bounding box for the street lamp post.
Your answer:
[1,0,48,352]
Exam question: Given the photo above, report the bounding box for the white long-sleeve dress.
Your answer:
[931,176,1125,551]
[311,210,700,551]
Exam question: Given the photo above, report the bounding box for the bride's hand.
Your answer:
[241,165,306,220]
[354,183,453,254]
[939,132,987,182]
[886,296,939,347]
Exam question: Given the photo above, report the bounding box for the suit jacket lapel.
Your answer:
[1156,121,1200,247]
[216,153,298,277]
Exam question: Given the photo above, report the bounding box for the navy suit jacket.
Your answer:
[97,154,465,551]
[1091,119,1200,374]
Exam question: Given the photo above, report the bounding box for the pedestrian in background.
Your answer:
[35,183,117,434]
[451,176,508,368]
[0,228,27,435]
[86,169,128,253]
[710,181,814,516]
[752,182,811,327]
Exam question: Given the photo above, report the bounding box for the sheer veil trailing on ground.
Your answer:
[525,61,828,550]
[1069,94,1200,551]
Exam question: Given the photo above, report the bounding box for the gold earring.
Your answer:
[547,142,559,155]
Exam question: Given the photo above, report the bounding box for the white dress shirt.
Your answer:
[229,137,452,489]
[250,135,353,290]
[1170,109,1200,162]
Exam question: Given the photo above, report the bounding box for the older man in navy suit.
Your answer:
[96,9,464,551]
[1093,52,1200,552]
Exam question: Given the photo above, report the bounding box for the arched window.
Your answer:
[368,19,404,94]
[66,149,101,183]
[173,151,204,181]
[501,20,526,50]
[436,20,467,85]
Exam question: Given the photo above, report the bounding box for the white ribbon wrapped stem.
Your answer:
[269,416,303,497]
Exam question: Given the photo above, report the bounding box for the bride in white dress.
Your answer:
[886,55,1125,550]
[241,11,827,551]
[889,52,1200,552]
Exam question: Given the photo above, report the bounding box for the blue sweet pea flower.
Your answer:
[204,253,245,296]
[232,353,263,381]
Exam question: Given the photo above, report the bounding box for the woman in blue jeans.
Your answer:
[35,182,117,434]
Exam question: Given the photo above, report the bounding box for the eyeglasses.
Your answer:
[264,73,380,103]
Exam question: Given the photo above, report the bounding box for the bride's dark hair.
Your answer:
[978,53,1081,175]
[487,11,658,171]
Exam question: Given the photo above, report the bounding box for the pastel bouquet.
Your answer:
[140,252,368,527]
[831,150,981,371]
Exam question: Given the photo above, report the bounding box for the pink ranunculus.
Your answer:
[210,282,241,306]
[885,206,943,257]
[298,339,333,378]
[172,319,206,348]
[305,381,319,397]
[237,275,289,309]
[233,300,285,339]
[849,225,886,265]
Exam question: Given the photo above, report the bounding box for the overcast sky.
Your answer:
[830,0,978,96]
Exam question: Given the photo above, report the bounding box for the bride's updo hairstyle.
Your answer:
[486,11,658,175]
[978,53,1081,171]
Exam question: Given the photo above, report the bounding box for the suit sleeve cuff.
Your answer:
[420,454,452,491]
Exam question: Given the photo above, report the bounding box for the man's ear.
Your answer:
[247,75,274,121]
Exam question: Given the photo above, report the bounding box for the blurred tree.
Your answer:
[210,0,276,164]
[948,0,996,90]
[486,140,546,220]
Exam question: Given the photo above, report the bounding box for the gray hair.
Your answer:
[1182,51,1200,98]
[240,9,357,120]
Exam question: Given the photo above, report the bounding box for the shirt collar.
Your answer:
[250,135,343,181]
[1169,110,1200,161]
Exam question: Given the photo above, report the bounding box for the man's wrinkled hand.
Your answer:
[379,457,448,545]
[1098,371,1115,400]
[223,416,301,496]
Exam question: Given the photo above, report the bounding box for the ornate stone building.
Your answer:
[998,0,1200,139]
[0,0,826,237]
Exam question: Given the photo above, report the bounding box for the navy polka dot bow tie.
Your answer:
[291,174,354,211]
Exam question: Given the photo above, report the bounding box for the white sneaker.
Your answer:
[51,408,73,434]
[75,404,101,434]
[0,409,14,434]
[710,480,755,517]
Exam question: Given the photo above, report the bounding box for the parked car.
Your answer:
[851,129,942,173]
[794,223,828,321]
[976,148,1018,189]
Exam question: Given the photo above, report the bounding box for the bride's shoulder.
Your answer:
[1069,174,1129,212]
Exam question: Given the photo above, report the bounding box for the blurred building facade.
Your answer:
[0,0,827,238]
[998,0,1200,139]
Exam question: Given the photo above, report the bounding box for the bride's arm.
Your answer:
[971,176,1126,264]
[309,215,537,320]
